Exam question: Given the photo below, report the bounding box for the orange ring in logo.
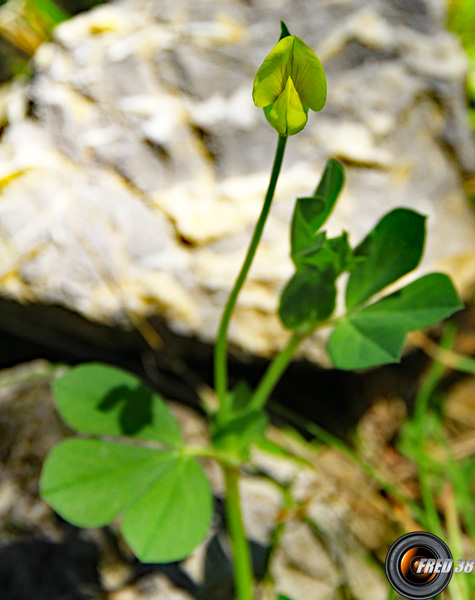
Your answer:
[399,546,439,585]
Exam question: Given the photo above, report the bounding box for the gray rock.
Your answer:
[0,0,474,364]
[270,521,339,584]
[109,574,195,600]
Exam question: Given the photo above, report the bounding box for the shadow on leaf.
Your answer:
[98,383,153,436]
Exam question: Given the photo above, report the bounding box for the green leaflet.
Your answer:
[346,208,426,310]
[52,363,182,447]
[40,440,177,527]
[122,456,213,563]
[40,439,213,563]
[291,158,344,266]
[281,159,349,331]
[279,265,337,330]
[355,273,463,330]
[311,158,345,224]
[328,273,463,370]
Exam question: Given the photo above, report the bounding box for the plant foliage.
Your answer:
[40,364,213,563]
[39,22,465,600]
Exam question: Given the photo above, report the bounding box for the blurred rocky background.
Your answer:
[0,0,475,599]
[0,0,475,363]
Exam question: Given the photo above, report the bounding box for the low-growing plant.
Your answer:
[40,22,464,600]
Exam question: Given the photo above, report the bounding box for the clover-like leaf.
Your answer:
[52,363,182,447]
[282,160,350,331]
[41,439,213,563]
[291,159,344,266]
[329,273,463,370]
[279,266,337,330]
[122,456,213,563]
[313,158,345,211]
[40,439,177,527]
[346,208,426,310]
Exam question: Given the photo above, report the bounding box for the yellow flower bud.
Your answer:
[253,31,327,136]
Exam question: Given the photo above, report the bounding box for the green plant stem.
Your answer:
[181,445,239,466]
[251,331,304,409]
[413,333,475,375]
[223,465,254,600]
[214,134,288,404]
[251,316,339,411]
[413,324,457,422]
[418,467,442,536]
[412,324,457,534]
[445,486,469,600]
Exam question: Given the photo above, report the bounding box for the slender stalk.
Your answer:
[444,484,469,600]
[413,324,457,534]
[223,465,254,600]
[412,324,457,422]
[181,445,239,466]
[250,315,339,411]
[418,466,442,535]
[409,328,475,376]
[251,331,304,410]
[214,135,288,403]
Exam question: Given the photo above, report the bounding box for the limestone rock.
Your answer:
[109,575,195,600]
[0,0,474,364]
